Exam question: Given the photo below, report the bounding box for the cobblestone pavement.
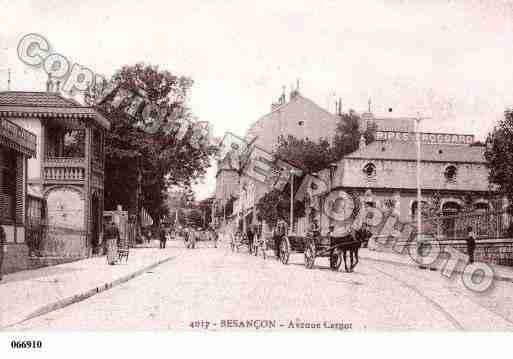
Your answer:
[10,240,513,331]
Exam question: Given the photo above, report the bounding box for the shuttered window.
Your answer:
[0,148,17,222]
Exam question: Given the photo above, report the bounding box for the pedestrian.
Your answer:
[247,227,255,254]
[159,226,167,249]
[0,225,6,281]
[466,225,476,264]
[104,220,120,265]
[212,227,219,248]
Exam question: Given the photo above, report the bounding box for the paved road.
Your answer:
[11,241,513,331]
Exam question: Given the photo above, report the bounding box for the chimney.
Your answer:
[359,135,366,149]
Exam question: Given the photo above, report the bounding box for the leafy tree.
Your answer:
[273,110,376,174]
[274,136,334,173]
[485,109,513,202]
[88,63,217,224]
[256,188,305,228]
[332,110,376,159]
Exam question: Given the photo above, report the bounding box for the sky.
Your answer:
[1,0,513,199]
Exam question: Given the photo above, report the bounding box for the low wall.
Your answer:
[2,243,29,274]
[369,236,513,267]
[40,227,88,258]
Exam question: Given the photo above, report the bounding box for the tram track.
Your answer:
[366,263,465,330]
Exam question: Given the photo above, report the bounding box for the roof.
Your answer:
[345,140,486,164]
[0,91,82,107]
[0,91,110,129]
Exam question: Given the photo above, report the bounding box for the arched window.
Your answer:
[444,165,458,182]
[363,163,376,177]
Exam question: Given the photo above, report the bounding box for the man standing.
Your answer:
[159,226,167,249]
[0,225,6,281]
[247,226,255,254]
[466,226,476,264]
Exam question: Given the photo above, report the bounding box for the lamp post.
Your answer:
[415,116,422,237]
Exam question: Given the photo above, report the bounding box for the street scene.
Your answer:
[2,1,513,346]
[6,239,513,331]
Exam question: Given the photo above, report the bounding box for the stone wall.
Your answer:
[1,243,29,274]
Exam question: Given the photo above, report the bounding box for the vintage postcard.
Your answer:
[1,0,513,356]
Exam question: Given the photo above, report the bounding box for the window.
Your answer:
[363,163,376,177]
[46,125,85,158]
[298,121,304,126]
[444,165,457,182]
[0,148,17,222]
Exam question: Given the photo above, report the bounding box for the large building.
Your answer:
[0,86,110,258]
[214,88,435,233]
[245,88,340,152]
[295,128,495,239]
[215,89,340,224]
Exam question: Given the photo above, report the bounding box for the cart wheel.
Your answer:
[304,240,316,269]
[330,248,342,271]
[280,236,290,265]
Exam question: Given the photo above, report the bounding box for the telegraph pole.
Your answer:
[413,113,431,237]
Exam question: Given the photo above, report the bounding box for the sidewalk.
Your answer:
[0,246,175,329]
[359,247,513,282]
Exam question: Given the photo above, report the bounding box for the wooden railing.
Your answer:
[43,157,86,182]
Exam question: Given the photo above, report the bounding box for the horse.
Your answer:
[337,233,362,273]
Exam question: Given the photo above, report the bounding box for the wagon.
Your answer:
[230,232,249,252]
[277,232,359,270]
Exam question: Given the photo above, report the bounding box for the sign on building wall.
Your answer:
[376,131,474,145]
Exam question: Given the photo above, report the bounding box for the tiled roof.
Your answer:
[345,140,486,163]
[0,91,110,129]
[0,91,82,107]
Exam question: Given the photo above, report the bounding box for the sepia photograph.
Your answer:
[1,0,513,356]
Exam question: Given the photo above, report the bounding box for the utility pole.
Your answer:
[413,113,431,237]
[290,173,294,235]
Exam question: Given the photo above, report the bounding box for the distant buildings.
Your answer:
[215,86,495,239]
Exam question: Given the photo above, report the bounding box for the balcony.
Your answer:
[43,157,85,183]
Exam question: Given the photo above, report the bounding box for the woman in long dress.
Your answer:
[105,221,120,265]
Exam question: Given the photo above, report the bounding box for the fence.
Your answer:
[387,208,513,267]
[421,209,512,240]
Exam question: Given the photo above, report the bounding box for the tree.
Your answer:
[88,63,217,224]
[273,110,376,175]
[256,188,305,228]
[332,110,376,160]
[484,109,513,202]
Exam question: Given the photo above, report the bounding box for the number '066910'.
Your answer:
[10,340,42,349]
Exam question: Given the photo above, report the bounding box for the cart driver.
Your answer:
[309,219,321,237]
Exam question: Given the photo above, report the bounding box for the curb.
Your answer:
[2,255,175,329]
[360,253,513,283]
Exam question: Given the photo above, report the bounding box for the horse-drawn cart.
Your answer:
[277,232,361,271]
